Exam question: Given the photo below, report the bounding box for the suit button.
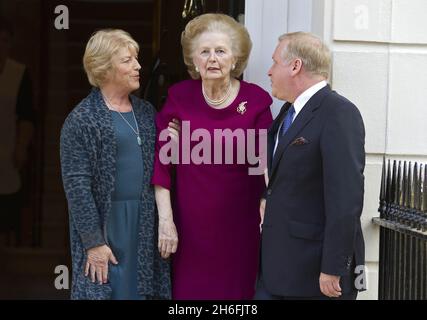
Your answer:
[267,189,272,196]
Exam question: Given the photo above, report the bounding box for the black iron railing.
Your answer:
[372,158,427,300]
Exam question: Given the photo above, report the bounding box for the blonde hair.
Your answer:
[83,29,139,87]
[279,32,331,79]
[181,13,252,79]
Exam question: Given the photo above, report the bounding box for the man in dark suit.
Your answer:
[255,32,366,300]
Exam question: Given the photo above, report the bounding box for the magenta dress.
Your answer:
[151,79,273,299]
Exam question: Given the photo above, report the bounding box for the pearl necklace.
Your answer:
[202,81,233,106]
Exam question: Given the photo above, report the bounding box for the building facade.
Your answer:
[245,0,427,300]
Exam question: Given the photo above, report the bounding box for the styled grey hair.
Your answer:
[181,13,252,79]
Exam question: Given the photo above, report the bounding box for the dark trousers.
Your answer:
[254,275,358,300]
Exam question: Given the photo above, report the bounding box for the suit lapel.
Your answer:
[269,85,332,183]
[267,102,291,173]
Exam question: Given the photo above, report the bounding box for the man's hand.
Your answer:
[319,272,342,298]
[158,217,178,259]
[85,244,118,284]
[259,198,266,233]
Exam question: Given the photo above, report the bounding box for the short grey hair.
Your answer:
[278,32,331,79]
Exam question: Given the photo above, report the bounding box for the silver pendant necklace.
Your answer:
[102,94,142,146]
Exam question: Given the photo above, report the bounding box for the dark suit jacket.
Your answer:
[260,85,365,297]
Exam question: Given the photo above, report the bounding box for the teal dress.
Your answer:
[108,110,145,300]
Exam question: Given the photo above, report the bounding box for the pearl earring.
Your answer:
[232,64,236,70]
[195,66,199,72]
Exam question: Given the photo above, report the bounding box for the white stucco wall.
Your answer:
[245,0,427,300]
[330,0,427,299]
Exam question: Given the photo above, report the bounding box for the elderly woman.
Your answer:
[60,29,175,300]
[152,14,273,299]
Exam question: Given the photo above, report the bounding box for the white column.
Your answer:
[244,0,288,117]
[244,0,314,117]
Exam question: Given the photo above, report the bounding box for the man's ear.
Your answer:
[292,58,303,74]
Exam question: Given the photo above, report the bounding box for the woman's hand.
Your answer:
[158,217,178,259]
[154,185,178,259]
[167,118,181,142]
[85,244,118,284]
[259,198,266,233]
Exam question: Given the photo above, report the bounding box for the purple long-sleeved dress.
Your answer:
[152,79,273,299]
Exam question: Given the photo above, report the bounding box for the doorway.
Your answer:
[0,0,244,299]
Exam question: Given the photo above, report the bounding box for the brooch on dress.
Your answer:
[237,101,247,115]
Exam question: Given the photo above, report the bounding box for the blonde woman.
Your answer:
[60,29,177,299]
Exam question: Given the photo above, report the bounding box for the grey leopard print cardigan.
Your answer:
[60,87,171,299]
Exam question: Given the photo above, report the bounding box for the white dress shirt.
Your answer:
[273,80,327,155]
